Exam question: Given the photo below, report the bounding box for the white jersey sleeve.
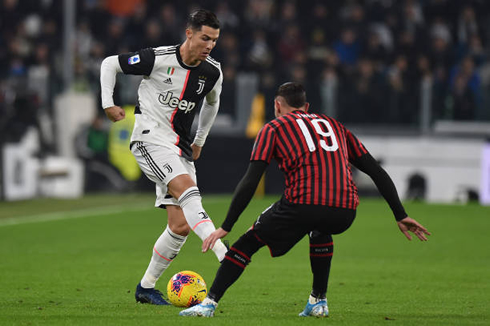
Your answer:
[100,55,123,109]
[193,67,223,147]
[100,48,155,109]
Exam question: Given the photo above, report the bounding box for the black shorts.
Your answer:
[251,197,356,257]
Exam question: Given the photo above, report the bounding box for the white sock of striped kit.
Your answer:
[178,186,228,261]
[140,226,187,288]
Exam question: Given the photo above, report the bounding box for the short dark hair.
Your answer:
[275,82,307,108]
[187,9,220,30]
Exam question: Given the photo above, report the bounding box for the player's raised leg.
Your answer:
[169,175,228,261]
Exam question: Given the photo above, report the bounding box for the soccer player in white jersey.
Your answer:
[99,9,228,305]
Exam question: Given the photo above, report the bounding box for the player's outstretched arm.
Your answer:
[352,153,408,221]
[202,161,267,253]
[219,161,268,232]
[397,217,431,241]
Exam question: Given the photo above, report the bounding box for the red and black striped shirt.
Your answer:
[250,110,368,209]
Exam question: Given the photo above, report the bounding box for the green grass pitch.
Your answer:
[0,193,489,325]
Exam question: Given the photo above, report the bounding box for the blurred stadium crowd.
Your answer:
[1,0,490,147]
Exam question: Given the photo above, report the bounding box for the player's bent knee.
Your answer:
[168,174,197,199]
[310,231,333,244]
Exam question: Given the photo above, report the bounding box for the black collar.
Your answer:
[175,44,201,70]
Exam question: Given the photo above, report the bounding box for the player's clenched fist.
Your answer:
[105,106,126,122]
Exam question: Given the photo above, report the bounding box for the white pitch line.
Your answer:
[0,204,151,227]
[0,196,232,227]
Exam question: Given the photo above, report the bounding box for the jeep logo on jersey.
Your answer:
[158,91,196,113]
[197,79,205,94]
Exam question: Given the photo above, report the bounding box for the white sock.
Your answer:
[309,295,326,304]
[140,226,187,288]
[178,186,228,261]
[201,297,218,307]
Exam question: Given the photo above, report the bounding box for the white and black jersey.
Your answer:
[117,45,222,161]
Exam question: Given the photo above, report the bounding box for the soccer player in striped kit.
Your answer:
[100,10,228,305]
[180,82,431,317]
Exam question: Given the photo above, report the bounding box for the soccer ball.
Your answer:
[167,270,207,307]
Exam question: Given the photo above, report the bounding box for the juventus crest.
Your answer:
[197,78,205,94]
